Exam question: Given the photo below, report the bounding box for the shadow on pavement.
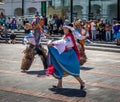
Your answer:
[25,67,93,77]
[49,87,87,97]
[81,67,93,70]
[26,70,47,77]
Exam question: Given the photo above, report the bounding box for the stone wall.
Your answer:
[48,6,66,19]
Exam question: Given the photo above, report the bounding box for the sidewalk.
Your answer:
[0,44,120,102]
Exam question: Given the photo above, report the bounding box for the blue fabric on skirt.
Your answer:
[48,46,80,79]
[116,32,120,38]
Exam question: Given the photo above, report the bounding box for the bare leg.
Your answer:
[53,78,63,88]
[74,76,85,89]
[57,79,63,88]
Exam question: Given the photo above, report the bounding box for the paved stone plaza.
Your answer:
[0,44,120,102]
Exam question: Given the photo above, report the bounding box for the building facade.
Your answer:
[50,0,118,22]
[0,0,119,22]
[0,0,42,17]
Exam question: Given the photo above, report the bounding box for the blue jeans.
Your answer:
[106,31,111,41]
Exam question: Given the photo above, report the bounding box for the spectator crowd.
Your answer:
[0,11,120,45]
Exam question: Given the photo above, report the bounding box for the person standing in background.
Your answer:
[98,19,105,41]
[105,22,112,42]
[11,17,17,31]
[17,18,23,31]
[90,20,97,41]
[6,17,11,31]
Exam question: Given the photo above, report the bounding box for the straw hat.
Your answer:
[74,19,81,26]
[24,23,32,30]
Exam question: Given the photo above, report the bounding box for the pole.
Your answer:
[41,1,46,16]
[70,0,73,22]
[88,0,91,20]
[22,0,24,16]
[117,0,120,21]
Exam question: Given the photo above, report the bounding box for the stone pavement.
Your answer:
[0,44,120,102]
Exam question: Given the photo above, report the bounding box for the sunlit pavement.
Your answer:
[0,44,120,102]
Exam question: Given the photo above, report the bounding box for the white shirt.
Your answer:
[73,30,86,40]
[91,22,96,30]
[24,37,36,45]
[24,32,47,45]
[6,19,11,24]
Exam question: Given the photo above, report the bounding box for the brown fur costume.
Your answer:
[74,20,87,66]
[77,42,87,66]
[21,47,35,71]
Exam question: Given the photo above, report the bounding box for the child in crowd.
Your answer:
[8,30,16,44]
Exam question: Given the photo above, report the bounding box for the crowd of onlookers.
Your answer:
[0,11,120,44]
[80,19,113,42]
[46,16,118,42]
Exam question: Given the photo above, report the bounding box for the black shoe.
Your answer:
[80,84,85,90]
[52,85,62,88]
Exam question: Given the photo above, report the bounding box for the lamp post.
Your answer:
[22,0,24,16]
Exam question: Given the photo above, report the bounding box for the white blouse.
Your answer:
[49,36,74,54]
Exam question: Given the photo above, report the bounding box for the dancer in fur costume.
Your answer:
[72,20,89,66]
[21,17,49,72]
